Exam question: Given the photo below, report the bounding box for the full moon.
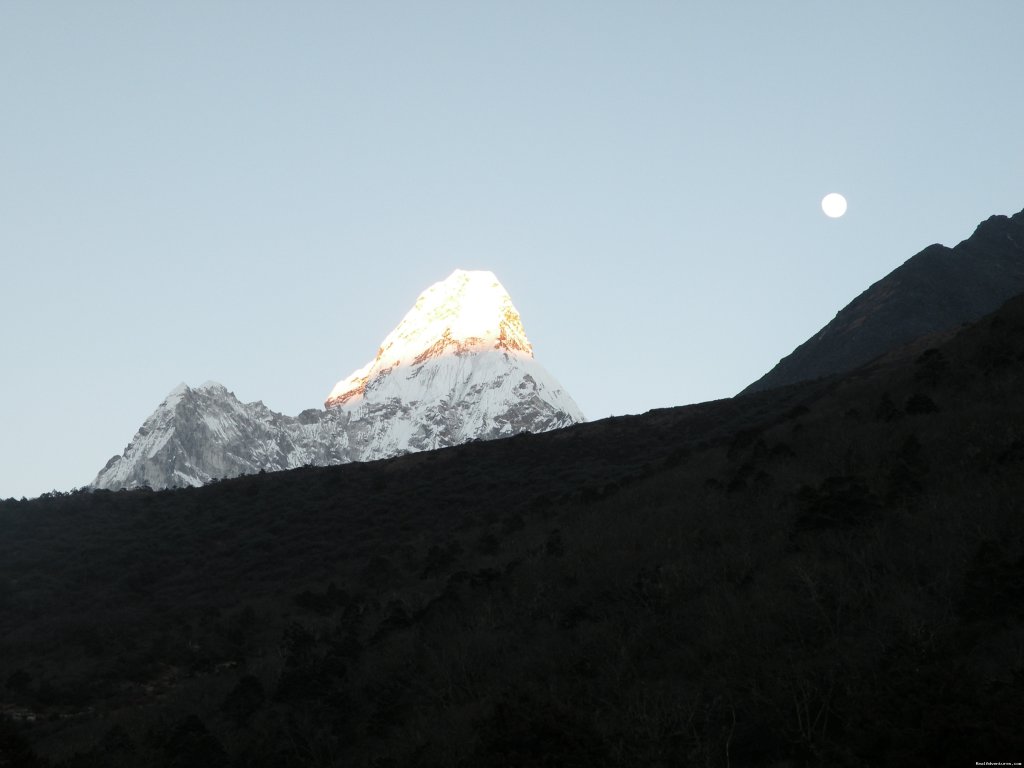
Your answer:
[821,192,848,218]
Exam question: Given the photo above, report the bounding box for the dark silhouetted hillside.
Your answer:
[742,206,1024,394]
[3,294,1024,766]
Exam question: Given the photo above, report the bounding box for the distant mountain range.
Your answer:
[93,270,583,490]
[94,207,1024,491]
[743,207,1024,393]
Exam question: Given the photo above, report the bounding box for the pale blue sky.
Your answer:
[2,2,1022,498]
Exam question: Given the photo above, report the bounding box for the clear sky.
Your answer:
[2,2,1022,499]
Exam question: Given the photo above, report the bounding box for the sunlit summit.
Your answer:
[326,270,535,407]
[324,269,583,457]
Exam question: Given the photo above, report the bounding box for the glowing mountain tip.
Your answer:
[321,267,583,454]
[326,269,535,408]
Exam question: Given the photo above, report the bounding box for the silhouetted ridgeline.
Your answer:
[743,206,1024,394]
[3,295,1024,766]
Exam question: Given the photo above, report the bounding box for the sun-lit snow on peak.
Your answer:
[325,269,534,408]
[390,269,532,358]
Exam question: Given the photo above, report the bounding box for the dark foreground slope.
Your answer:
[743,206,1024,394]
[3,298,1024,766]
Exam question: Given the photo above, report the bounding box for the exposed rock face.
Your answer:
[93,383,352,490]
[742,207,1024,394]
[93,270,583,490]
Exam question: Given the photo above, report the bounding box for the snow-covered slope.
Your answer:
[93,270,583,490]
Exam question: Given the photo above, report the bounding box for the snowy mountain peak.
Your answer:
[319,268,583,458]
[160,381,227,410]
[164,383,190,407]
[326,270,533,408]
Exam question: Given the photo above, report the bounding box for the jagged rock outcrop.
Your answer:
[93,383,353,489]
